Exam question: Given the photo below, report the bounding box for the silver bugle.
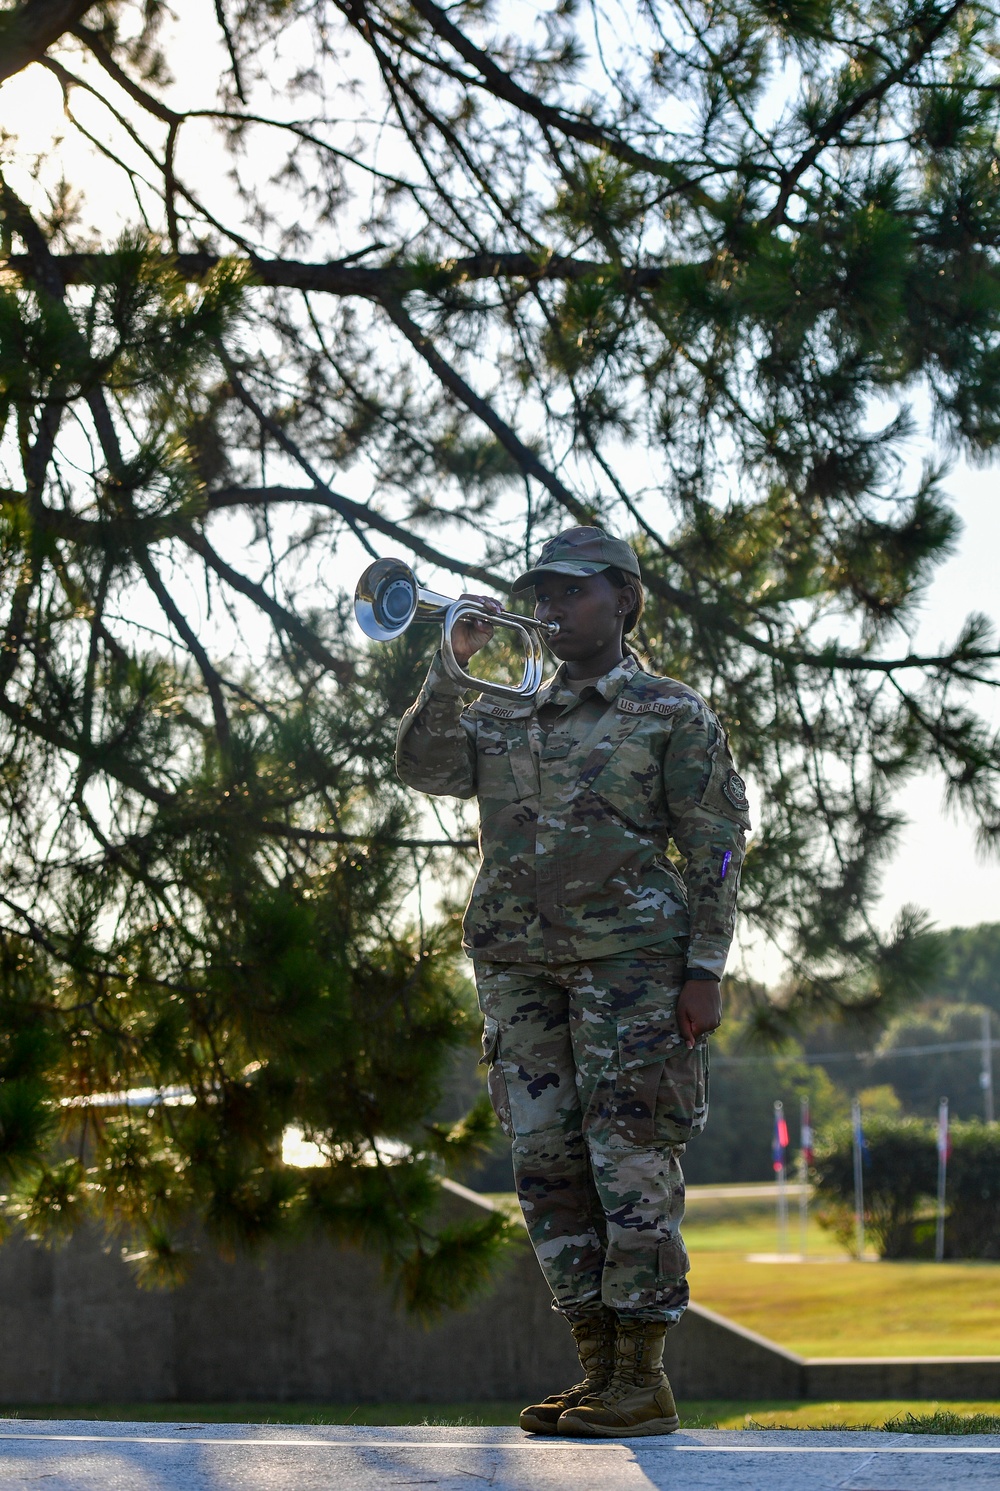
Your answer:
[353,556,558,702]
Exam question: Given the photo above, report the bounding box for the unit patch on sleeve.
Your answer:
[722,770,749,812]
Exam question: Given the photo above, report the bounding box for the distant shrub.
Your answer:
[812,1117,936,1258]
[945,1123,1000,1260]
[811,1118,1000,1259]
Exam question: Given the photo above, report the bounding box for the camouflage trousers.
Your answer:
[476,948,709,1325]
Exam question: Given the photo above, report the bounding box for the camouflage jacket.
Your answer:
[395,651,750,974]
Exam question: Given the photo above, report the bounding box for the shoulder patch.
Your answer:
[722,770,749,813]
[616,696,682,717]
[621,673,710,712]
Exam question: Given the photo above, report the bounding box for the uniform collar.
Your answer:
[535,652,642,710]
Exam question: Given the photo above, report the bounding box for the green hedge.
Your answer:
[812,1118,1000,1259]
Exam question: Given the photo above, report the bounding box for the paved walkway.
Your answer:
[1,1422,1000,1489]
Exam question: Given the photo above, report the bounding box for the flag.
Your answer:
[773,1103,789,1173]
[937,1100,951,1162]
[800,1100,814,1167]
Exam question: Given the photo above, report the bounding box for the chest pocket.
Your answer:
[587,716,667,830]
[473,710,537,806]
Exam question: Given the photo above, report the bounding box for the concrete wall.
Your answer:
[0,1224,580,1405]
[664,1303,803,1400]
[666,1306,1000,1402]
[804,1356,1000,1401]
[0,1205,996,1404]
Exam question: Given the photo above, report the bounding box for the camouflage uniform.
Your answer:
[396,645,749,1324]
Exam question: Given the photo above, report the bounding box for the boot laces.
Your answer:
[602,1322,666,1396]
[565,1314,616,1397]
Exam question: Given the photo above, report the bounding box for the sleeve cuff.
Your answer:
[683,941,729,981]
[422,650,469,700]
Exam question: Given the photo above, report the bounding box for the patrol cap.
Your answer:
[511,526,641,594]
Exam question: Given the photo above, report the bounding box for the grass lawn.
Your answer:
[494,1187,1000,1358]
[681,1189,1000,1358]
[682,1207,835,1257]
[690,1252,1000,1357]
[2,1401,1000,1431]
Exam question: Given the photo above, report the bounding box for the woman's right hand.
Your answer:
[451,594,501,667]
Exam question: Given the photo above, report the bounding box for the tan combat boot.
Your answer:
[556,1317,680,1437]
[518,1303,617,1435]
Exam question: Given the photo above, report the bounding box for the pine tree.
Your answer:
[0,204,506,1302]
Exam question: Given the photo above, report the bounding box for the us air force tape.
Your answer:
[722,770,749,812]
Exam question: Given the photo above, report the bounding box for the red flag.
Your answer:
[773,1105,789,1171]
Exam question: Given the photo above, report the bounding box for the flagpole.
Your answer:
[851,1097,865,1260]
[935,1096,949,1263]
[981,1011,994,1125]
[799,1095,811,1257]
[774,1100,788,1256]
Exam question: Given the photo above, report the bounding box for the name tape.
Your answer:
[473,702,531,720]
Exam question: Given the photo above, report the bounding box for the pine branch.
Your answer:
[3,249,679,295]
[764,0,967,228]
[0,0,95,85]
[178,525,356,685]
[0,691,173,806]
[380,295,593,523]
[135,548,233,751]
[70,22,182,126]
[211,0,246,105]
[359,0,722,208]
[205,489,507,590]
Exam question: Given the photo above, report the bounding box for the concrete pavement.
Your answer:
[1,1422,999,1490]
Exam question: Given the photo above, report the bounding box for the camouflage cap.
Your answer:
[511,526,641,593]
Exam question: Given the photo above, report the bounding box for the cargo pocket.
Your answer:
[658,1232,690,1282]
[611,1020,707,1147]
[480,1016,513,1139]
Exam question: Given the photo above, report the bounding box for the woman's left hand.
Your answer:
[677,979,722,1049]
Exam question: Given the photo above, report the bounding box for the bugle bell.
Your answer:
[354,556,558,702]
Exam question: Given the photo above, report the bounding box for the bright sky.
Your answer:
[871,462,1000,937]
[730,457,1000,983]
[3,5,1000,979]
